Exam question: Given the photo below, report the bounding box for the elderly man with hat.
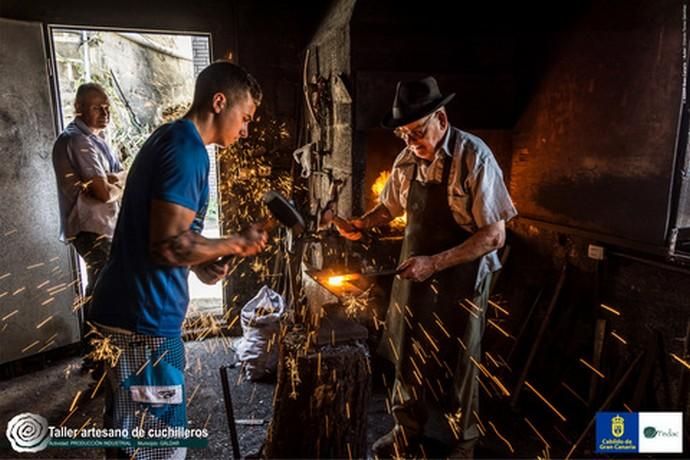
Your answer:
[336,76,517,458]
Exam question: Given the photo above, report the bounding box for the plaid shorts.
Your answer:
[102,331,187,460]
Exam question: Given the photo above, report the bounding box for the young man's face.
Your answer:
[76,90,110,131]
[216,91,257,148]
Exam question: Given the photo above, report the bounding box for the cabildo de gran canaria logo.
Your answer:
[596,412,638,453]
[596,412,683,454]
[5,412,50,453]
[611,414,625,437]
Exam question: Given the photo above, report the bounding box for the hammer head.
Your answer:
[263,191,305,235]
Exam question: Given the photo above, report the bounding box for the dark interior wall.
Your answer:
[346,1,589,214]
[303,0,357,217]
[233,2,329,123]
[349,1,587,130]
[495,0,689,421]
[351,3,517,130]
[511,0,683,248]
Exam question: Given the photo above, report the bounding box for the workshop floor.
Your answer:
[0,338,562,459]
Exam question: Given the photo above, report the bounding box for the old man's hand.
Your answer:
[397,256,437,282]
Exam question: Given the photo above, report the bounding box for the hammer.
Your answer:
[263,190,305,235]
[219,191,305,263]
[238,190,306,235]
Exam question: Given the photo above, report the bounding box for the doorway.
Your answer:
[48,26,223,317]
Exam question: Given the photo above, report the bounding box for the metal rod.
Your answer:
[507,287,543,362]
[511,265,567,407]
[588,319,607,404]
[220,366,241,460]
[677,320,690,408]
[359,267,403,277]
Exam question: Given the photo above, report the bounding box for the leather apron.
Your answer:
[380,148,480,405]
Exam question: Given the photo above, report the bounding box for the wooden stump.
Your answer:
[265,326,371,459]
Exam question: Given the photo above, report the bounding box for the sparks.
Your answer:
[21,340,40,353]
[85,331,122,368]
[35,315,54,329]
[525,381,567,422]
[488,299,510,315]
[610,330,627,344]
[69,390,82,413]
[600,303,621,316]
[2,310,19,321]
[579,358,605,378]
[445,408,463,440]
[488,421,514,453]
[670,353,690,370]
[488,319,511,338]
[524,416,551,449]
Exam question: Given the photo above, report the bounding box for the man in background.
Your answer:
[52,83,125,365]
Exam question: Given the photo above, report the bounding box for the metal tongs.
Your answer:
[359,267,403,278]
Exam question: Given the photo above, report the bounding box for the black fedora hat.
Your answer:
[381,76,455,129]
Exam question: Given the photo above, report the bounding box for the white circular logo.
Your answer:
[5,412,50,452]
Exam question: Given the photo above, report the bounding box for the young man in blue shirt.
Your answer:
[89,61,267,459]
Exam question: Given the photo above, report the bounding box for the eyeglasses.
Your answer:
[394,112,436,141]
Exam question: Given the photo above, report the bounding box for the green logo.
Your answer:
[643,427,657,438]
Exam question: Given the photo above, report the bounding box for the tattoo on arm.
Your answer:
[151,229,203,265]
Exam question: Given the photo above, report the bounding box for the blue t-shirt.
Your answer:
[90,119,209,336]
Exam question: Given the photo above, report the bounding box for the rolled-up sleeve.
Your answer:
[379,168,405,218]
[470,155,517,228]
[379,149,418,217]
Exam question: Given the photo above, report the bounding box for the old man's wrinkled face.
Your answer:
[77,89,110,131]
[394,110,446,160]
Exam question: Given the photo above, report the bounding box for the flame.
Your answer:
[371,170,389,197]
[371,170,407,229]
